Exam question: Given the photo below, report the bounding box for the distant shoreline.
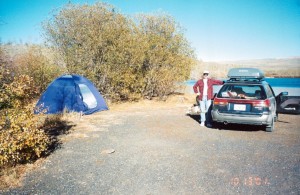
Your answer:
[267,76,300,78]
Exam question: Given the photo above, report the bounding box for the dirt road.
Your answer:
[3,95,300,194]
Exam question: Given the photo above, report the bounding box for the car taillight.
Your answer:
[252,99,270,107]
[252,99,271,113]
[213,98,229,106]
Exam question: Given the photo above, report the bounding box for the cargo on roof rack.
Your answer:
[227,68,265,81]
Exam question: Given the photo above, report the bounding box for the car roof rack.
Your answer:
[227,68,265,82]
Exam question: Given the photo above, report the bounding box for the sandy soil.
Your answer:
[2,94,300,194]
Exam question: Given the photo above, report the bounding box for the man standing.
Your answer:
[193,70,223,127]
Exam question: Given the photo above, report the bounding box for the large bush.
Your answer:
[43,2,196,101]
[0,47,65,168]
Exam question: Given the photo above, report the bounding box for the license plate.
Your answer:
[234,104,246,111]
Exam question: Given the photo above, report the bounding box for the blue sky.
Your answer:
[0,0,300,61]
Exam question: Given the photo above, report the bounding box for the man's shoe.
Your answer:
[206,123,212,128]
[200,122,205,126]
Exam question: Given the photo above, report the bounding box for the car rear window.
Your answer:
[217,84,266,100]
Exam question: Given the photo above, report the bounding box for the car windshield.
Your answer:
[217,84,266,100]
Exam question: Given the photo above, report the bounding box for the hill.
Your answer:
[217,57,300,69]
[191,57,300,79]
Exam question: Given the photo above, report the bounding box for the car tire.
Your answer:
[266,118,274,132]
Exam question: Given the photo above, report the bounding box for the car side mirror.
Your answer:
[279,92,288,96]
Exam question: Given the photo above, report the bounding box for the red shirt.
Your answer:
[193,78,223,100]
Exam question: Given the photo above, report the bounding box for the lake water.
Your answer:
[183,78,300,96]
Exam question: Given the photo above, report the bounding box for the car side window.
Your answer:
[268,84,276,97]
[265,85,274,98]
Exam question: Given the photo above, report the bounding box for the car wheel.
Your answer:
[266,117,274,132]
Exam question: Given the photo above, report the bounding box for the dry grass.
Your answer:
[109,94,195,111]
[0,158,45,190]
[0,166,24,189]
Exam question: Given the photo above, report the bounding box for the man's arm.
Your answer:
[193,81,200,95]
[211,79,224,85]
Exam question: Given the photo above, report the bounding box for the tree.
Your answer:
[135,13,196,98]
[43,3,146,100]
[43,2,196,101]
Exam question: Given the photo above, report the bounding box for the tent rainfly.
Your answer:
[35,74,108,115]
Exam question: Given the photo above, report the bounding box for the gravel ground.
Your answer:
[2,98,300,194]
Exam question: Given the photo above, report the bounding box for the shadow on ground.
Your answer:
[186,114,264,132]
[187,114,200,124]
[43,120,75,155]
[213,123,263,132]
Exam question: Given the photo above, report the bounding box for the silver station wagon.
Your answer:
[211,68,282,132]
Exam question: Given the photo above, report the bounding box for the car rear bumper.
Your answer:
[211,110,272,125]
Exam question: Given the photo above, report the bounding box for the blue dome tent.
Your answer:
[35,74,108,115]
